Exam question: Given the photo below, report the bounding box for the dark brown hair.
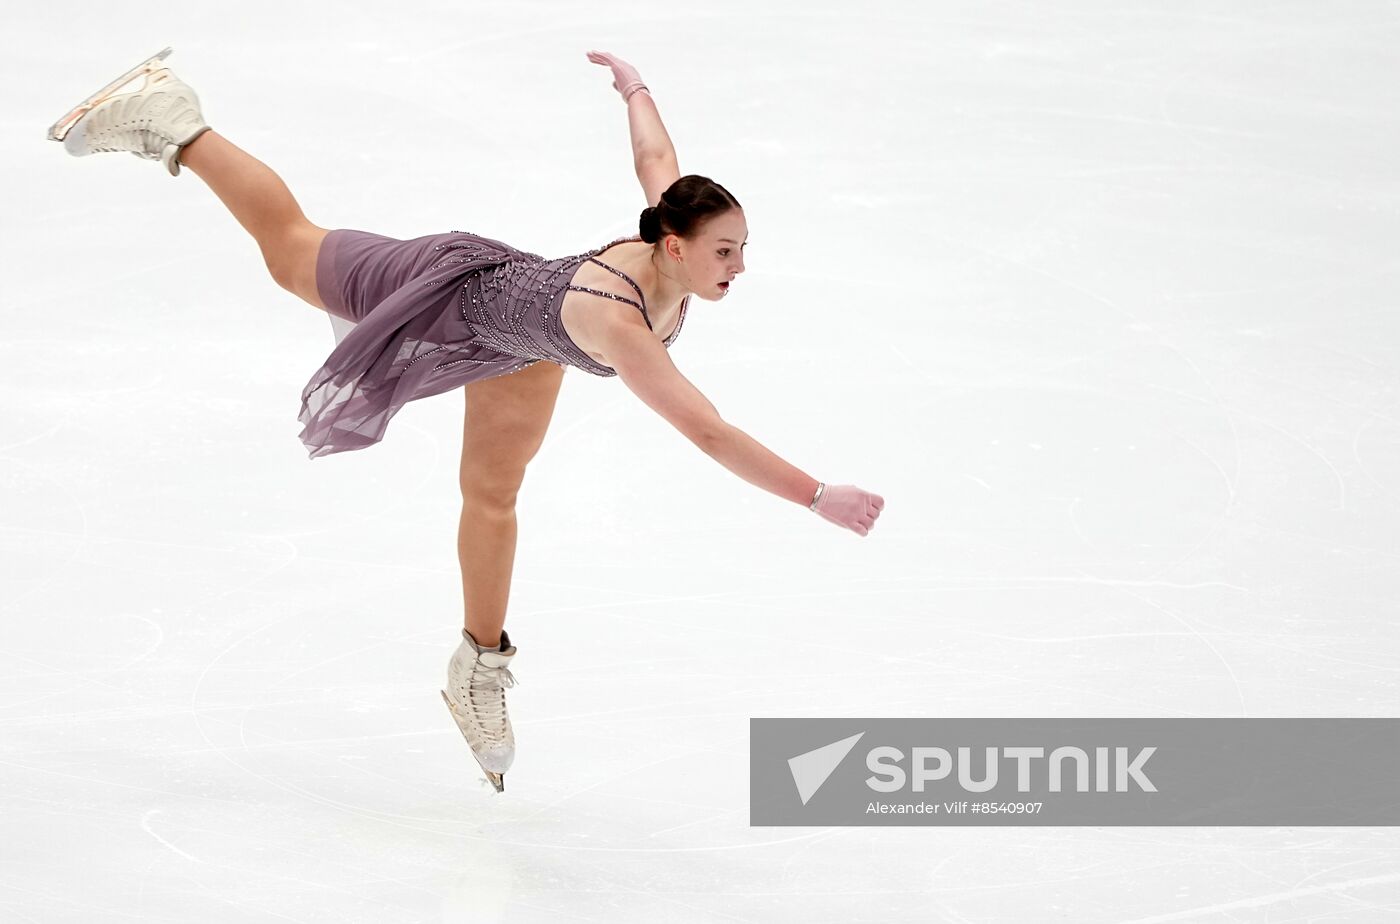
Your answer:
[638,175,741,244]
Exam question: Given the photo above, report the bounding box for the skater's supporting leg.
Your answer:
[180,130,329,310]
[458,361,566,648]
[458,502,517,649]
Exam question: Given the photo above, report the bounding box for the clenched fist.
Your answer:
[814,484,885,537]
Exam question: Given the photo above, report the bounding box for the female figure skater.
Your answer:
[48,48,885,791]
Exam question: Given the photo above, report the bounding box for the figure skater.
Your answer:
[48,47,885,792]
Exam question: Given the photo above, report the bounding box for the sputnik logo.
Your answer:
[787,732,865,805]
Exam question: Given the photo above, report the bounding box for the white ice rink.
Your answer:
[3,1,1399,920]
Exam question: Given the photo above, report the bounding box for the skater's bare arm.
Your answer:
[697,423,823,508]
[628,95,679,204]
[586,50,678,204]
[601,323,820,508]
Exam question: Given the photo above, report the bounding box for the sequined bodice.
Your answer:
[300,229,692,459]
[457,234,688,376]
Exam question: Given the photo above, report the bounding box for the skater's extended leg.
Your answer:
[458,361,567,648]
[49,50,330,311]
[180,131,330,310]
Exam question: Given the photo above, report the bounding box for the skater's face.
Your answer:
[667,208,747,301]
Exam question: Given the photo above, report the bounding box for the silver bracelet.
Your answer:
[809,481,826,511]
[623,84,650,102]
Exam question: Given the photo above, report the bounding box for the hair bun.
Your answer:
[638,206,663,244]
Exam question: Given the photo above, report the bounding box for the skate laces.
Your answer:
[464,660,516,737]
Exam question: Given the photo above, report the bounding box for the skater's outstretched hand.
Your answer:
[814,484,885,537]
[587,50,648,102]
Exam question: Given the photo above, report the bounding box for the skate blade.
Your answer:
[440,689,506,793]
[46,46,174,142]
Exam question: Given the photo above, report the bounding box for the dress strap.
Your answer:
[587,257,647,308]
[663,294,690,346]
[564,255,655,332]
[563,285,654,331]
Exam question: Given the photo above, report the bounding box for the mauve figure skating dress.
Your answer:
[299,229,689,458]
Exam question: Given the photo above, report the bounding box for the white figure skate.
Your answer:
[441,629,518,792]
[47,47,211,176]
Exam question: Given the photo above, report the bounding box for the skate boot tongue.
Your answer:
[464,628,515,654]
[461,628,516,671]
[478,648,514,670]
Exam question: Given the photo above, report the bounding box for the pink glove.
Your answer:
[586,50,649,102]
[813,484,885,537]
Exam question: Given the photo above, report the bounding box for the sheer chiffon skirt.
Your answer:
[297,229,536,459]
